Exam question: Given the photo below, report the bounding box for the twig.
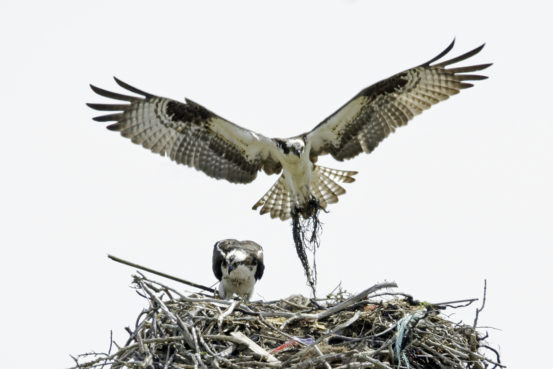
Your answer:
[313,344,332,369]
[473,279,487,328]
[318,282,397,319]
[431,298,479,308]
[108,254,215,293]
[218,299,240,327]
[480,345,505,368]
[230,331,280,363]
[279,282,396,330]
[138,279,196,349]
[283,310,362,365]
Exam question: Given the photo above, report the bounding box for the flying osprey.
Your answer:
[88,40,490,221]
[212,239,264,300]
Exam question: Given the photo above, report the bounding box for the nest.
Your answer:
[71,274,502,369]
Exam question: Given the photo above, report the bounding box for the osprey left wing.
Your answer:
[88,78,281,184]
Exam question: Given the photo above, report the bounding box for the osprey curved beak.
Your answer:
[228,263,237,273]
[291,147,301,157]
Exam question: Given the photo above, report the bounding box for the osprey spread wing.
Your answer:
[88,40,490,220]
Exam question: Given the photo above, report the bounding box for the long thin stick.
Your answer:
[230,332,280,363]
[473,279,487,328]
[317,281,397,319]
[108,254,215,293]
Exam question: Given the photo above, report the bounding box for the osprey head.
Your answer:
[223,249,258,274]
[275,138,305,157]
[212,239,265,300]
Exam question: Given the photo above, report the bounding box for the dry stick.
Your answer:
[420,341,459,367]
[137,275,396,325]
[218,300,241,327]
[230,332,280,363]
[473,279,487,328]
[277,311,358,367]
[135,275,319,320]
[332,320,399,343]
[108,254,215,293]
[480,345,505,368]
[318,282,397,319]
[280,282,397,330]
[431,298,479,307]
[190,325,208,369]
[137,276,230,305]
[313,311,362,369]
[312,345,332,369]
[288,352,394,369]
[138,279,196,349]
[283,310,363,365]
[71,337,191,369]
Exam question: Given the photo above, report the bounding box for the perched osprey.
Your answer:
[212,239,264,300]
[88,40,490,221]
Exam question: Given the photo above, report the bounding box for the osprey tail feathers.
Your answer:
[252,166,357,220]
[252,175,293,221]
[311,166,357,208]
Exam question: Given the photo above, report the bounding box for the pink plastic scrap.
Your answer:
[269,336,315,354]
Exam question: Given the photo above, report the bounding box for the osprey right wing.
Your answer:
[306,41,491,162]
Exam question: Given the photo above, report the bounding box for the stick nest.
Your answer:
[71,275,502,369]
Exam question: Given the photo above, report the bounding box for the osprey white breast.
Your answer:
[212,239,264,301]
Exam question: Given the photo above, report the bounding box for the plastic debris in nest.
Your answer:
[70,275,503,369]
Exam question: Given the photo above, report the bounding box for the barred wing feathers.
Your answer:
[307,40,492,161]
[88,78,281,184]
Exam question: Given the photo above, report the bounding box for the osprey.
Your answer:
[212,239,264,300]
[88,40,490,220]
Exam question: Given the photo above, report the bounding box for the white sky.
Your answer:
[1,1,551,368]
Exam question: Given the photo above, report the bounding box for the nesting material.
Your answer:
[291,199,323,296]
[71,275,502,369]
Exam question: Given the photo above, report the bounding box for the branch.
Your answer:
[473,279,487,328]
[318,282,397,319]
[230,332,280,363]
[279,282,397,330]
[218,300,241,327]
[108,254,215,293]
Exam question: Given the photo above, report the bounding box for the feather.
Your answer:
[306,42,491,162]
[88,79,277,184]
